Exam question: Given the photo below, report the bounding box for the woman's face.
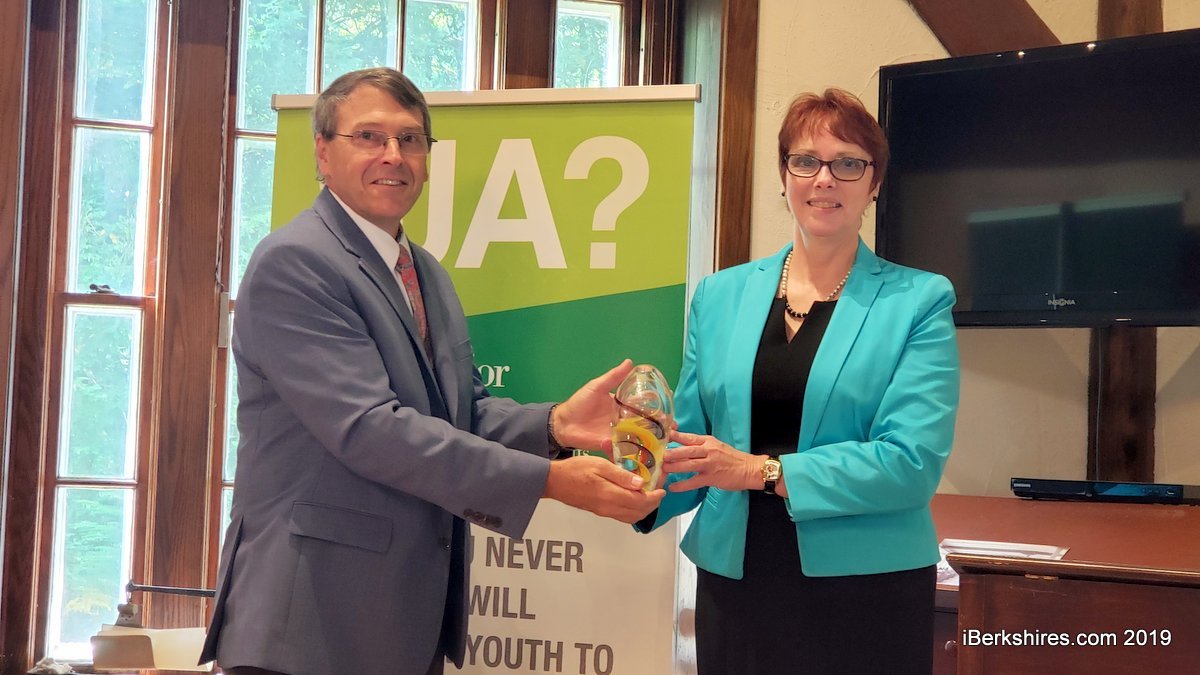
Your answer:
[782,129,878,247]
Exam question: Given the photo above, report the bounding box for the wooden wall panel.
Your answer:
[0,0,29,629]
[714,0,755,270]
[680,0,757,272]
[477,0,498,89]
[497,0,554,89]
[145,0,235,633]
[641,0,680,85]
[2,0,61,671]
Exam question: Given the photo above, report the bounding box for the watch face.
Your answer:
[763,459,782,481]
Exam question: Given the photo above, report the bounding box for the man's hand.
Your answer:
[551,359,635,452]
[662,431,764,493]
[543,454,664,524]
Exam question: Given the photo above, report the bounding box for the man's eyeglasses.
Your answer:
[783,154,875,181]
[333,130,436,155]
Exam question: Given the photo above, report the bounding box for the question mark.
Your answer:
[564,136,650,269]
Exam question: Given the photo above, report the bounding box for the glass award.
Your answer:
[611,365,675,492]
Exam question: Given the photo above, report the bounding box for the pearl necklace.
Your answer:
[779,250,851,321]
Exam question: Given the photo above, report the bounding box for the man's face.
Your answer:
[315,85,429,235]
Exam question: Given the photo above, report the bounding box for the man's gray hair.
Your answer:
[312,68,431,181]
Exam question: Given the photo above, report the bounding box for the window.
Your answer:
[554,0,622,88]
[43,0,163,659]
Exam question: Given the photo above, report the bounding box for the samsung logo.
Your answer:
[1047,297,1077,308]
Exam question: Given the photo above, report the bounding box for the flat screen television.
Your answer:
[876,29,1200,327]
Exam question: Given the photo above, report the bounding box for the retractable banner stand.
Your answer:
[272,86,699,675]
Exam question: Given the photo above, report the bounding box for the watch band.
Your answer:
[547,403,569,457]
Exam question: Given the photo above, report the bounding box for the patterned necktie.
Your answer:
[394,244,431,354]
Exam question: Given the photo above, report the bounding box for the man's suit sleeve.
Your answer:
[471,377,555,456]
[237,236,548,539]
[782,274,960,522]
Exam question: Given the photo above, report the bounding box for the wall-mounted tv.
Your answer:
[876,29,1200,327]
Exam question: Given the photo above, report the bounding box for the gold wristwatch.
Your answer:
[762,455,781,495]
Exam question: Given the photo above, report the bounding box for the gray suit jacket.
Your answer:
[200,188,554,675]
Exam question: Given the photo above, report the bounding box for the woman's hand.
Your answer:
[663,431,764,492]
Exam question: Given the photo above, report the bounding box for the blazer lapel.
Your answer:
[412,244,461,424]
[313,189,448,411]
[725,246,791,452]
[798,238,884,452]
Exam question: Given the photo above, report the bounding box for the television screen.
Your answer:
[877,29,1200,327]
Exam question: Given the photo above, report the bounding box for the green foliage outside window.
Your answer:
[232,140,277,296]
[78,0,153,122]
[323,0,399,86]
[554,11,614,88]
[404,0,470,91]
[240,0,316,132]
[62,311,138,479]
[56,488,129,651]
[72,129,144,296]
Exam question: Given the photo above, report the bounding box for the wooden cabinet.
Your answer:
[930,494,1200,673]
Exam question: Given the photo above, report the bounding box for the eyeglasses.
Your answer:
[333,129,436,155]
[783,154,875,181]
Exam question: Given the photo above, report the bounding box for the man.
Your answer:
[199,68,663,675]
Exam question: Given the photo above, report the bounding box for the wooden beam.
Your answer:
[1087,327,1157,481]
[496,0,554,89]
[1098,0,1163,39]
[907,0,1059,57]
[1086,0,1163,482]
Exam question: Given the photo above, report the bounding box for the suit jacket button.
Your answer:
[439,537,451,550]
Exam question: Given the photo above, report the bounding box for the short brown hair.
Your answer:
[311,68,431,182]
[777,88,888,190]
[312,67,431,141]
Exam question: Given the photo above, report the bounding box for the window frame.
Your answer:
[31,0,170,662]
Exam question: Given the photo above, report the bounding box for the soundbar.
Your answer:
[1011,477,1200,505]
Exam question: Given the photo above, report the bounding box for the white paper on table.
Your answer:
[91,624,212,671]
[936,538,1070,588]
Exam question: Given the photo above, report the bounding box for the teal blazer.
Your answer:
[641,239,960,578]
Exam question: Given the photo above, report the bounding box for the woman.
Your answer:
[638,88,959,673]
